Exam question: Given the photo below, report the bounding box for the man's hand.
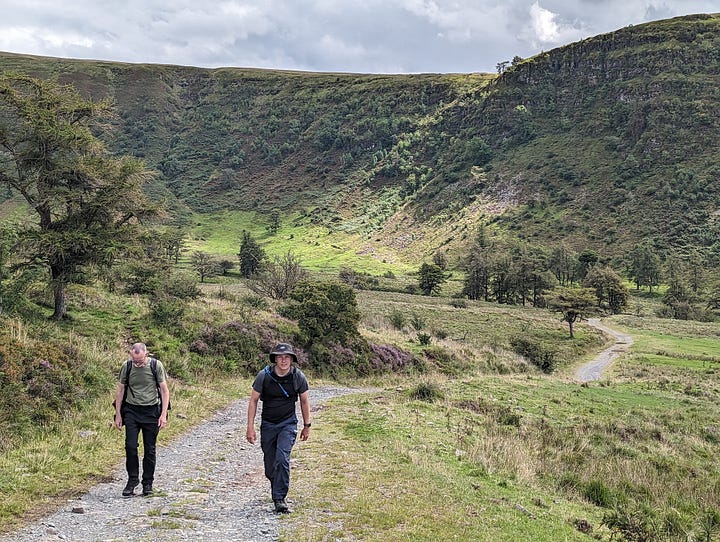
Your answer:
[114,413,123,430]
[246,427,257,444]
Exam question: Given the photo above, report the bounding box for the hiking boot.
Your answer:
[142,484,153,496]
[122,481,138,497]
[274,499,290,514]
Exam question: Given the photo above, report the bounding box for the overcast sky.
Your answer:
[0,1,718,74]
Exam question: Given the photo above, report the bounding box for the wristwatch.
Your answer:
[303,423,312,427]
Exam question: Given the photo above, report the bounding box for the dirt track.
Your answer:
[576,318,634,382]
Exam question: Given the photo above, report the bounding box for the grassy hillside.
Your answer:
[1,13,719,267]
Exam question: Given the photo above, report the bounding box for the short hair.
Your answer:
[131,342,147,355]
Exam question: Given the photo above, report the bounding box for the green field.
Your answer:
[285,313,720,541]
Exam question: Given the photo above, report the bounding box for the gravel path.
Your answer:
[0,386,360,542]
[576,318,634,382]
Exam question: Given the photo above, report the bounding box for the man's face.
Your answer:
[130,348,146,363]
[274,353,293,369]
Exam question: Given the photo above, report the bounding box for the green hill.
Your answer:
[1,13,719,266]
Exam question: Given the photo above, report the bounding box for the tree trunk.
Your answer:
[51,275,67,320]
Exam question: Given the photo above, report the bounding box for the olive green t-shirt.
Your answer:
[118,359,167,406]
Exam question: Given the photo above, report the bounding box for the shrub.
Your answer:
[409,381,444,402]
[583,480,615,508]
[410,313,425,331]
[0,337,102,450]
[368,342,414,372]
[158,271,201,299]
[241,294,269,311]
[197,321,259,371]
[388,309,406,330]
[150,295,186,327]
[423,345,464,375]
[417,332,432,345]
[281,280,360,348]
[189,339,209,355]
[602,503,662,542]
[122,262,163,295]
[509,336,558,373]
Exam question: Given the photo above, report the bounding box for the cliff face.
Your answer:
[409,13,720,258]
[479,13,720,148]
[1,13,719,261]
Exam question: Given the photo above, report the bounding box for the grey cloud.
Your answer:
[0,0,717,73]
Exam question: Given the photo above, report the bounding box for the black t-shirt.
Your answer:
[252,367,309,424]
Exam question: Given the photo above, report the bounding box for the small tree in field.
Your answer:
[238,230,265,278]
[267,210,280,235]
[0,73,157,319]
[248,251,307,299]
[544,286,597,338]
[418,263,447,295]
[190,251,221,283]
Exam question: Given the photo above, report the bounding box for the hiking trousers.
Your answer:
[123,403,161,486]
[260,417,298,500]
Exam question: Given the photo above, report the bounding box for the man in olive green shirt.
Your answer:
[114,343,170,497]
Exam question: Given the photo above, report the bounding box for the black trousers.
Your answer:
[123,403,161,485]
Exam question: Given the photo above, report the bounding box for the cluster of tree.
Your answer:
[458,226,719,323]
[237,231,308,299]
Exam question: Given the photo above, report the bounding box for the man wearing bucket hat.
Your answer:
[246,343,311,514]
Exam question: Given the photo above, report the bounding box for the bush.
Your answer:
[509,336,557,373]
[409,381,444,402]
[583,480,616,508]
[423,345,464,375]
[417,332,432,345]
[158,271,201,299]
[122,262,163,295]
[388,309,406,330]
[241,294,269,311]
[0,336,102,450]
[368,342,415,372]
[196,321,260,372]
[281,280,360,348]
[150,294,186,327]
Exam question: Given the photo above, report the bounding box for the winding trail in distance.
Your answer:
[576,318,634,382]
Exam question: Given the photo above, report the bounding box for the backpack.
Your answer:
[113,358,171,416]
[258,365,303,399]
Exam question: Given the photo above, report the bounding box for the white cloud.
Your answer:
[530,1,560,43]
[0,1,718,73]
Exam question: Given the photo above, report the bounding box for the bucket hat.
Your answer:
[269,343,297,363]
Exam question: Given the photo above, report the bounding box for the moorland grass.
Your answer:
[283,314,720,542]
[2,273,717,541]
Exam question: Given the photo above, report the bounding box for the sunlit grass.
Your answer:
[284,315,720,541]
[184,209,415,275]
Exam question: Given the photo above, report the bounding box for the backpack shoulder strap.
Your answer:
[123,359,133,400]
[292,367,305,395]
[150,358,159,386]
